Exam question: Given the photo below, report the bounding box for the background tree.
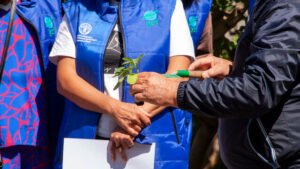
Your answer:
[212,0,248,60]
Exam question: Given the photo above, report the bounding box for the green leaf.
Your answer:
[113,76,125,90]
[127,74,138,85]
[113,54,145,90]
[136,54,144,63]
[113,81,122,90]
[122,57,134,63]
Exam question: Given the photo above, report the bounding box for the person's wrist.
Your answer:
[176,81,188,109]
[138,104,152,114]
[168,80,181,107]
[106,98,120,117]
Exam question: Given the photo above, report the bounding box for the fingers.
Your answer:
[124,137,134,148]
[130,83,144,96]
[188,55,213,71]
[123,125,139,137]
[110,140,117,161]
[138,113,151,126]
[134,93,146,103]
[201,64,228,79]
[110,139,127,162]
[137,107,151,126]
[110,131,134,162]
[132,124,141,133]
[114,103,151,136]
[130,117,142,130]
[191,56,233,79]
[138,106,151,117]
[128,105,151,129]
[117,146,128,162]
[201,70,211,79]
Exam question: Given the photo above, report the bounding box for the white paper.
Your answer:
[63,138,155,169]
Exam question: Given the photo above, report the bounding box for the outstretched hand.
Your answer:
[189,54,233,79]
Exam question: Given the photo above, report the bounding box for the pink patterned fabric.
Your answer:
[0,6,48,147]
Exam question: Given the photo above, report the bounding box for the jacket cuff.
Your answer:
[177,81,188,110]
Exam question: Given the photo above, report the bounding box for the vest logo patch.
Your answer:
[44,16,55,37]
[143,10,159,28]
[79,23,93,35]
[77,23,97,43]
[188,16,198,33]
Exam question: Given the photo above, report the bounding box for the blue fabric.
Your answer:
[0,145,50,169]
[54,0,192,169]
[184,0,212,48]
[248,0,256,17]
[0,7,46,148]
[0,0,62,148]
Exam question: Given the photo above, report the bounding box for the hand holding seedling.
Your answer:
[112,54,151,137]
[130,72,180,107]
[113,54,144,90]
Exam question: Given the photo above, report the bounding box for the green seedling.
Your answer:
[113,54,144,90]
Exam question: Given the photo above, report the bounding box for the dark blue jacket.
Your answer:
[177,0,300,168]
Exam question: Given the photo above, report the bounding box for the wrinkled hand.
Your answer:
[111,103,151,136]
[130,72,179,107]
[110,127,135,162]
[189,54,233,79]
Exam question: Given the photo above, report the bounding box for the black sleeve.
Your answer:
[177,0,300,118]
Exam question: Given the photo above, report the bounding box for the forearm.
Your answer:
[57,57,118,115]
[177,50,299,118]
[141,102,166,118]
[143,55,191,116]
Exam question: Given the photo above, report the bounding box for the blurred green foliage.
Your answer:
[212,0,248,60]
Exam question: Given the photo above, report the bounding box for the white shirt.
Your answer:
[49,0,194,138]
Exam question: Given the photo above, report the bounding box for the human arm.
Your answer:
[56,57,151,136]
[139,55,192,117]
[50,16,150,136]
[189,54,233,79]
[131,1,300,118]
[190,13,232,79]
[109,55,192,160]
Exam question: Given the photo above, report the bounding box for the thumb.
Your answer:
[201,67,218,79]
[188,56,212,71]
[201,70,211,79]
[202,66,226,79]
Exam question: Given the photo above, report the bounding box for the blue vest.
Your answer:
[184,0,212,48]
[55,0,192,169]
[0,0,62,148]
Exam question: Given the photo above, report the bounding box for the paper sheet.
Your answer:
[63,138,155,169]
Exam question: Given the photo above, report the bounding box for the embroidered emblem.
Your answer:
[188,16,198,33]
[44,16,55,37]
[143,10,159,28]
[79,23,93,35]
[77,23,97,43]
